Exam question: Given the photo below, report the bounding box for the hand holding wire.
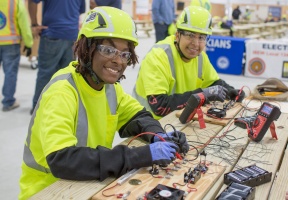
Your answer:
[149,142,179,166]
[154,131,189,155]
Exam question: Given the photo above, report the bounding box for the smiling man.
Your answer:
[133,6,245,120]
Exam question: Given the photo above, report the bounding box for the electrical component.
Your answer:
[184,168,201,184]
[179,93,206,128]
[216,182,255,200]
[207,107,226,118]
[224,165,272,187]
[149,164,159,175]
[234,102,281,142]
[117,169,139,185]
[146,184,185,200]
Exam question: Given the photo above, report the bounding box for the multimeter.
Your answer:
[234,102,281,142]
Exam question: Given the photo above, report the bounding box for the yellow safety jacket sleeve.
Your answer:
[17,0,33,47]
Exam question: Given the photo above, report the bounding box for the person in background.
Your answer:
[219,16,234,37]
[190,0,211,12]
[264,12,275,23]
[0,0,33,112]
[243,7,252,21]
[232,6,241,20]
[152,0,175,43]
[89,0,121,9]
[28,0,86,114]
[280,14,287,21]
[133,6,245,120]
[18,7,189,199]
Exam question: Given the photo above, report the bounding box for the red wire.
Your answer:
[101,183,120,197]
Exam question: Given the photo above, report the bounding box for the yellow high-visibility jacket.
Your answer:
[0,0,33,47]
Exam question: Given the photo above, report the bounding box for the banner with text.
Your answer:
[245,40,288,80]
[206,36,247,75]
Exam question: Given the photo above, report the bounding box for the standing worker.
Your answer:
[0,0,33,111]
[232,6,242,20]
[152,0,175,43]
[18,7,189,199]
[133,6,245,119]
[28,0,86,114]
[243,6,252,21]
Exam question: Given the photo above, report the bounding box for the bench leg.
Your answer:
[145,31,150,37]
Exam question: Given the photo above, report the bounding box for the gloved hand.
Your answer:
[23,46,32,57]
[202,85,227,102]
[227,89,245,102]
[153,131,189,154]
[149,142,178,166]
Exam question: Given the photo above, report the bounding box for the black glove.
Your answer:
[23,46,32,57]
[154,131,189,154]
[227,89,245,102]
[202,85,227,102]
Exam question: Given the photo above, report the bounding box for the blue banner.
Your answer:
[206,35,248,75]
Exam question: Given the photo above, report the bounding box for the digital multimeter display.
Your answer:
[261,104,273,114]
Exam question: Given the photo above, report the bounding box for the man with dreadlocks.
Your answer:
[133,6,245,120]
[19,7,189,199]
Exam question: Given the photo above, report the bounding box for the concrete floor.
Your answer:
[1,32,288,199]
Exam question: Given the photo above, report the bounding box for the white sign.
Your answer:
[244,40,288,81]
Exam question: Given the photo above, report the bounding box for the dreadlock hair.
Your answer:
[73,35,139,77]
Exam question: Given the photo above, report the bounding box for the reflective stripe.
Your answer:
[9,0,16,35]
[0,35,21,41]
[198,53,203,79]
[23,73,117,173]
[153,44,176,94]
[106,84,117,115]
[0,0,19,40]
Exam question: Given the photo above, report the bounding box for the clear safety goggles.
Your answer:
[97,45,131,63]
[180,30,207,43]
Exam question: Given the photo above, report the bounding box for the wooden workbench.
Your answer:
[30,100,288,200]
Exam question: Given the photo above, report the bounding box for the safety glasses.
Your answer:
[97,45,131,63]
[180,30,207,44]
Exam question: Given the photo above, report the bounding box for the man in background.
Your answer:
[232,6,241,20]
[28,0,85,114]
[0,0,33,111]
[152,0,175,43]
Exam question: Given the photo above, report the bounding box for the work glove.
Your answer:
[149,142,178,166]
[202,85,227,102]
[227,89,245,102]
[153,131,189,154]
[23,46,32,57]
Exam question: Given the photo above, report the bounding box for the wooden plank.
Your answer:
[268,116,288,200]
[175,102,243,126]
[159,110,191,132]
[216,113,288,200]
[202,121,250,200]
[30,178,115,200]
[92,164,225,200]
[92,118,227,199]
